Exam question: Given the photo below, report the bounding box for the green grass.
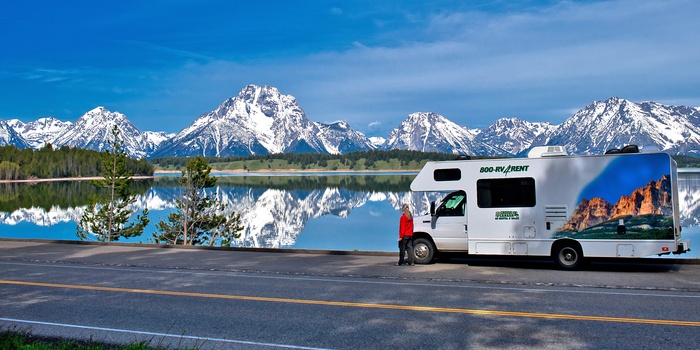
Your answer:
[0,330,199,350]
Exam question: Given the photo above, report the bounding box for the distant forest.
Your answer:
[1,145,698,181]
[150,150,473,172]
[150,150,700,171]
[0,144,153,180]
[673,155,700,168]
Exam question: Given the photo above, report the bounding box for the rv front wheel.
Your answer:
[413,238,435,264]
[553,242,583,270]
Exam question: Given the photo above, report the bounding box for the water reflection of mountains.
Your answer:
[0,180,153,213]
[1,174,698,244]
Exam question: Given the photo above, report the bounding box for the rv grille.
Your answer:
[544,205,568,221]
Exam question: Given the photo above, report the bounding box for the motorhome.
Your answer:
[409,145,690,269]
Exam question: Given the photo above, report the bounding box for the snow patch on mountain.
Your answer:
[8,117,72,148]
[0,119,30,148]
[476,117,554,155]
[369,137,386,149]
[316,120,374,154]
[51,107,153,158]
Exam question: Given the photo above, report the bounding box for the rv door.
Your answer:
[432,191,468,251]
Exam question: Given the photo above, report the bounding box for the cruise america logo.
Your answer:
[479,165,530,176]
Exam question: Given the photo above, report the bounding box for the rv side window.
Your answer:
[434,168,461,182]
[477,177,536,208]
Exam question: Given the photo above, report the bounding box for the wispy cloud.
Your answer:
[21,68,86,84]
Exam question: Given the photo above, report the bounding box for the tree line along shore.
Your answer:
[1,145,699,181]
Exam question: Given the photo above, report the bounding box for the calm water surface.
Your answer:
[1,172,698,258]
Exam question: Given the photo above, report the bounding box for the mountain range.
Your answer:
[2,84,699,158]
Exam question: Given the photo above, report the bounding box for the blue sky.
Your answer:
[1,0,698,137]
[578,153,669,204]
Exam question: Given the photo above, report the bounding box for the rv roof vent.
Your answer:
[620,145,639,153]
[605,144,641,155]
[527,146,568,158]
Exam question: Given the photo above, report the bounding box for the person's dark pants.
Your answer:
[398,237,414,265]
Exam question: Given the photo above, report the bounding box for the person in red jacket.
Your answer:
[397,203,415,266]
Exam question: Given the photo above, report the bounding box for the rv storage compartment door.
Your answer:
[617,244,634,257]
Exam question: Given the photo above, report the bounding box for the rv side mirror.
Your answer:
[430,201,435,216]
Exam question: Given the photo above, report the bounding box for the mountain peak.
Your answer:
[385,112,481,154]
[152,85,368,157]
[50,107,152,158]
[0,119,30,148]
[10,116,72,148]
[88,106,107,113]
[534,96,700,155]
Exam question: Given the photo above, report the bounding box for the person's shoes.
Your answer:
[395,263,403,266]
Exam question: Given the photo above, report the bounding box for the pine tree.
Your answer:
[76,125,149,242]
[152,156,243,246]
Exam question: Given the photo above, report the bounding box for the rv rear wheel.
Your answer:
[553,242,583,270]
[413,238,435,264]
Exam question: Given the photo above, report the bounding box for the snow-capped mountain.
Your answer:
[476,117,554,155]
[6,87,700,158]
[384,112,506,155]
[529,97,700,156]
[50,107,160,158]
[369,136,386,149]
[152,85,340,157]
[315,120,375,154]
[0,119,30,148]
[144,131,175,150]
[8,117,72,148]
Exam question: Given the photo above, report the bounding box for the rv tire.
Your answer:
[553,241,583,270]
[413,238,435,264]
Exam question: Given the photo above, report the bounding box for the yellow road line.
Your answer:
[2,279,699,327]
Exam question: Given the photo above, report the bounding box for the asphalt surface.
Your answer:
[1,239,698,291]
[1,239,700,349]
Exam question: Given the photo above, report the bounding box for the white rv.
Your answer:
[409,146,691,269]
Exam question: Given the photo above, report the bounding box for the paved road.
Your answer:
[1,240,699,349]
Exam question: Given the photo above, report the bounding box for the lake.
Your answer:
[1,171,698,258]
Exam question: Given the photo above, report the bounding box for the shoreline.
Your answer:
[2,166,696,183]
[0,169,419,183]
[155,168,421,174]
[0,175,155,184]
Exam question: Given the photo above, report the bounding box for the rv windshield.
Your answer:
[436,191,466,217]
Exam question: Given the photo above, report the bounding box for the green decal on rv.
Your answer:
[480,165,530,176]
[495,211,520,220]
